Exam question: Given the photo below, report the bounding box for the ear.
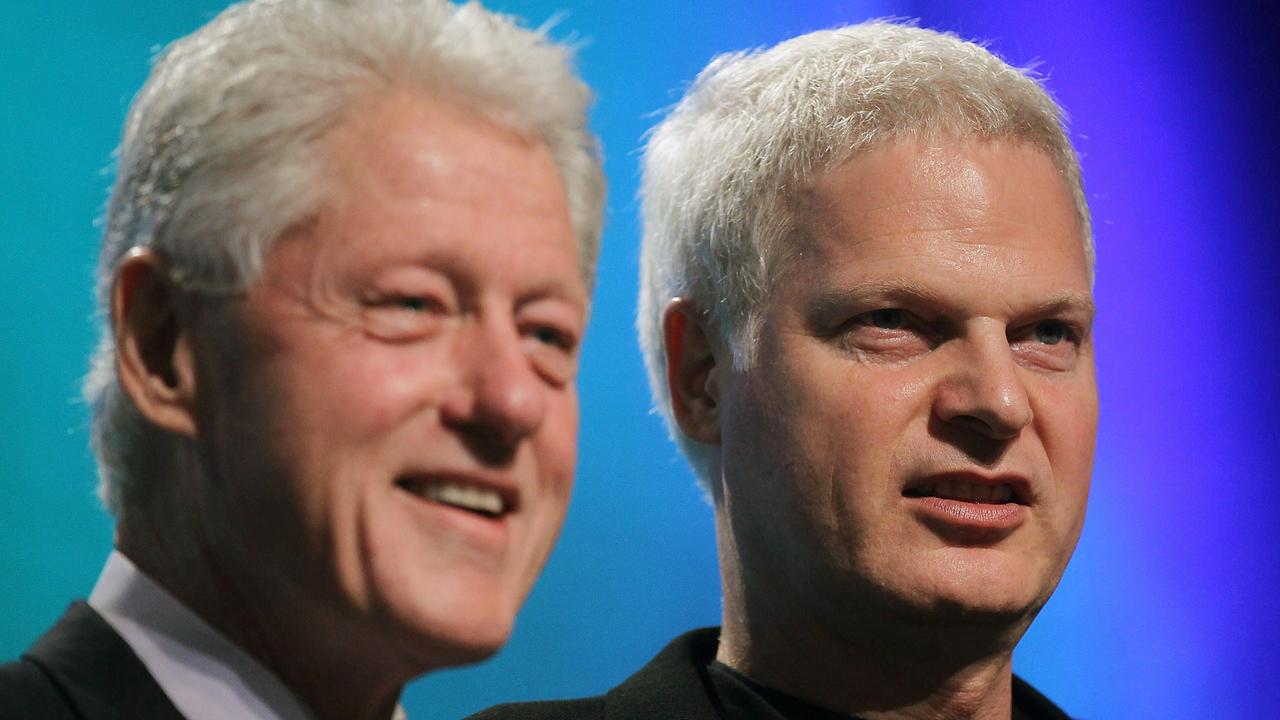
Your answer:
[663,298,723,444]
[112,249,200,438]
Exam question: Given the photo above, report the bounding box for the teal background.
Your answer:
[3,2,1278,718]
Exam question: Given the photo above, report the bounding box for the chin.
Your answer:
[379,609,514,672]
[888,551,1052,627]
[379,588,522,671]
[920,591,1038,624]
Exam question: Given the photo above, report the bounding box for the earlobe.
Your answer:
[663,299,722,444]
[112,249,200,438]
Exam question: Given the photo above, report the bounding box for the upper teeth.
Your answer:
[415,481,505,516]
[913,480,1013,504]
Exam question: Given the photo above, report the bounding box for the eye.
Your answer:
[530,325,575,351]
[360,291,451,342]
[1034,320,1067,345]
[866,308,905,329]
[522,323,580,385]
[834,307,936,362]
[1010,317,1085,372]
[390,295,440,313]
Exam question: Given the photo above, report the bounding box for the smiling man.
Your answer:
[0,1,603,719]
[476,21,1093,720]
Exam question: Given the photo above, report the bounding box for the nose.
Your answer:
[441,316,547,462]
[933,330,1033,441]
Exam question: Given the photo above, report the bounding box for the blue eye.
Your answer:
[1034,321,1066,345]
[867,309,904,329]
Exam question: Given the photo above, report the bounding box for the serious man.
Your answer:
[477,21,1094,720]
[0,1,603,718]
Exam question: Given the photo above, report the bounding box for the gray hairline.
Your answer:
[637,22,1094,490]
[86,0,606,517]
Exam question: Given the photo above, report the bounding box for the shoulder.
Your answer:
[468,697,605,720]
[0,601,183,720]
[1012,674,1074,720]
[466,628,723,720]
[0,657,76,720]
[0,603,112,720]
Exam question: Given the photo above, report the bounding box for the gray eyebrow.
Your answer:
[810,278,947,314]
[1020,291,1097,323]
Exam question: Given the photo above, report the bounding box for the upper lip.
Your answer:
[903,471,1034,505]
[394,470,523,515]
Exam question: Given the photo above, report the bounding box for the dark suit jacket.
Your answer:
[471,628,719,720]
[0,602,184,720]
[469,627,1072,720]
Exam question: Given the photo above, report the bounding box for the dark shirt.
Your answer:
[707,660,1068,720]
[708,661,862,719]
[468,628,1072,720]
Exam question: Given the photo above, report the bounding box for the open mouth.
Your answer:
[903,478,1028,505]
[395,476,513,518]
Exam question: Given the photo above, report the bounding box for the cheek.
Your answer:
[1031,379,1097,545]
[290,339,458,436]
[1036,380,1098,483]
[541,392,580,491]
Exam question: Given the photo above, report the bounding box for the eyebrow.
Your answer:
[809,278,948,318]
[1020,291,1097,323]
[808,278,1095,323]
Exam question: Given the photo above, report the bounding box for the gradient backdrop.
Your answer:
[3,1,1278,718]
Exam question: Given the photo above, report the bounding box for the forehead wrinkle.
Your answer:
[800,137,1084,260]
[339,103,557,217]
[799,194,1071,263]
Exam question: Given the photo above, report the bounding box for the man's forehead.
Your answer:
[774,136,1091,316]
[327,91,549,201]
[797,138,1077,242]
[249,95,584,306]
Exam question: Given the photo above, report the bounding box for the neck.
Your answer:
[116,490,410,720]
[714,523,1024,720]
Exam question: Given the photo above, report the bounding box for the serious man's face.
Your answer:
[191,92,585,669]
[716,138,1096,630]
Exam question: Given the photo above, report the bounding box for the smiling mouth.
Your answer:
[395,477,511,518]
[903,478,1028,505]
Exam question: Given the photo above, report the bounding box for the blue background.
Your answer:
[3,1,1278,718]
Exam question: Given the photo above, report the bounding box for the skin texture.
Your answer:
[113,90,585,720]
[666,137,1097,719]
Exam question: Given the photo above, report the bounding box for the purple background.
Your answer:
[2,1,1276,717]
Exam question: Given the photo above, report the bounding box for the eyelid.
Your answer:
[1024,317,1085,343]
[525,322,580,353]
[847,307,942,336]
[521,323,582,385]
[386,293,446,313]
[358,288,454,343]
[518,298,584,342]
[860,307,907,323]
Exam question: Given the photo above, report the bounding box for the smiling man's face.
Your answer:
[187,91,585,671]
[714,137,1097,636]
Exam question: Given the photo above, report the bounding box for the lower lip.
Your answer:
[397,488,512,552]
[906,496,1027,543]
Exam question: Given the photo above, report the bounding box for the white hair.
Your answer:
[638,21,1092,487]
[87,0,606,515]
